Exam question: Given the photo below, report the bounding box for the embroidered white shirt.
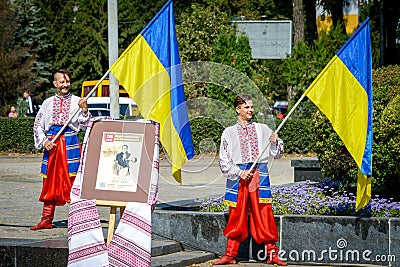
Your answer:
[33,94,91,149]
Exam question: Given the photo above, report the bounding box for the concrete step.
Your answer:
[151,250,216,267]
[0,237,216,267]
[152,238,183,257]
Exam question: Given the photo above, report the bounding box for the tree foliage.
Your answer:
[31,0,111,95]
[118,1,166,52]
[208,31,253,109]
[370,65,400,196]
[0,0,37,115]
[15,0,52,99]
[176,3,231,62]
[251,59,288,104]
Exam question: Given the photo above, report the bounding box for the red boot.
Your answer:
[266,243,288,266]
[30,203,55,230]
[212,255,236,265]
[212,238,240,265]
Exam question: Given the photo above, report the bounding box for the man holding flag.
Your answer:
[31,69,91,231]
[214,94,287,265]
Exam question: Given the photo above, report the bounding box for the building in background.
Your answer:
[234,20,292,59]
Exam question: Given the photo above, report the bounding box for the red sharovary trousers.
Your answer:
[223,179,278,257]
[39,135,75,206]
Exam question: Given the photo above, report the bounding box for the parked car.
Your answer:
[88,108,110,117]
[87,97,139,117]
[270,101,288,119]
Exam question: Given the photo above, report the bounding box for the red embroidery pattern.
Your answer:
[222,139,228,153]
[33,112,43,141]
[220,138,238,179]
[109,234,151,265]
[108,208,152,266]
[237,125,249,162]
[68,243,107,263]
[67,199,107,264]
[237,123,259,162]
[52,94,72,125]
[248,124,259,161]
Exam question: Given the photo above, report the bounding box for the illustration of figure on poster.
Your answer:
[115,144,138,177]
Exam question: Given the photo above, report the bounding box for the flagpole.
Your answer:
[249,94,307,172]
[51,69,111,143]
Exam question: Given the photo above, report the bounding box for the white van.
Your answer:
[87,97,139,117]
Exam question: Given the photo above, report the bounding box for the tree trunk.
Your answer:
[383,0,400,65]
[304,0,317,45]
[324,0,346,33]
[293,0,305,47]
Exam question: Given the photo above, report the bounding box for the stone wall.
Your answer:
[291,158,323,182]
[152,211,400,266]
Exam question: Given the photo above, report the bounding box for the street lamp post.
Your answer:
[108,0,120,119]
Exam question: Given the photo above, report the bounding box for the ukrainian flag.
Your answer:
[110,0,194,183]
[304,18,373,211]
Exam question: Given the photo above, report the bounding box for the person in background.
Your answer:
[30,69,91,230]
[213,94,287,265]
[8,106,18,118]
[23,91,40,117]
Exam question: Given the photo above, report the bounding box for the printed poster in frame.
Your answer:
[81,120,156,204]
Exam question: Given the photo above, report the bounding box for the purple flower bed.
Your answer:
[199,180,400,217]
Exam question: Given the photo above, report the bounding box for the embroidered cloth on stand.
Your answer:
[67,119,159,267]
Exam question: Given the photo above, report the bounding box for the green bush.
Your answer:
[278,118,314,155]
[190,117,224,155]
[0,116,314,156]
[312,112,358,189]
[0,117,37,154]
[373,71,400,196]
[0,117,87,154]
[312,65,400,197]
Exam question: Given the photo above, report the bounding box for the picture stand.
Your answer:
[96,200,127,246]
[79,120,157,246]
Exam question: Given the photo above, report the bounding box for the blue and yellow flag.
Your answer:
[110,0,194,183]
[304,18,373,211]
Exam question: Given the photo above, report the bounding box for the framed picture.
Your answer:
[81,120,156,204]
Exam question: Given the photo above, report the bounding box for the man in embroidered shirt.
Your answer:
[30,69,91,230]
[213,94,287,265]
